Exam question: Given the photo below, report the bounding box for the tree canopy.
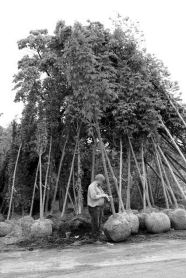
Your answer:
[1,17,186,217]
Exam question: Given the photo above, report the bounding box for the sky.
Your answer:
[0,0,186,127]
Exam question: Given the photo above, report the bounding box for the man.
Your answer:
[87,174,110,240]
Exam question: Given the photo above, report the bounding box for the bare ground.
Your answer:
[1,230,186,277]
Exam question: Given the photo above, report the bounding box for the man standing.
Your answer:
[87,174,110,240]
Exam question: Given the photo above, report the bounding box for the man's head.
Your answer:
[95,174,105,185]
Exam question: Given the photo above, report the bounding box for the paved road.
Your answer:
[1,239,186,277]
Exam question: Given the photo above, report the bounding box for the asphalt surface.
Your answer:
[1,239,186,277]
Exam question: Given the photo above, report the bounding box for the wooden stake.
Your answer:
[7,143,22,220]
[167,95,186,129]
[160,119,186,167]
[165,153,186,185]
[158,144,186,201]
[158,153,178,208]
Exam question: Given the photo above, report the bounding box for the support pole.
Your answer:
[160,119,186,167]
[158,144,186,201]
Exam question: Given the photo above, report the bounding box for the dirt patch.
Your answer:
[9,229,186,252]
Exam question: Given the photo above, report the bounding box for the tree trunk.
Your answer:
[128,137,143,203]
[104,147,125,211]
[91,142,96,182]
[72,169,77,210]
[154,145,169,209]
[147,174,155,207]
[39,151,44,219]
[141,143,151,209]
[119,138,123,212]
[50,135,68,214]
[7,143,22,220]
[96,122,116,216]
[61,134,79,218]
[126,149,131,210]
[77,139,83,214]
[30,161,39,216]
[43,136,52,213]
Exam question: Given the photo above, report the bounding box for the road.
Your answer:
[1,239,186,277]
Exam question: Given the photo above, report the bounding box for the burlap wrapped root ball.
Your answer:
[103,213,131,242]
[18,216,35,236]
[30,219,53,238]
[145,212,170,234]
[0,222,12,236]
[0,214,5,222]
[125,212,139,234]
[169,209,186,230]
[137,213,148,230]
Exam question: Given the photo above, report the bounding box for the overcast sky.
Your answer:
[0,0,185,127]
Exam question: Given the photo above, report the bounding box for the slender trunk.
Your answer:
[165,186,173,206]
[96,122,116,216]
[43,136,52,213]
[160,119,186,167]
[30,161,39,216]
[126,149,131,210]
[144,166,151,208]
[39,151,44,219]
[68,191,76,212]
[104,148,125,211]
[141,143,152,208]
[128,137,143,203]
[158,144,186,201]
[91,142,96,182]
[119,138,123,212]
[157,151,178,208]
[45,184,50,214]
[7,143,22,220]
[77,139,83,214]
[154,145,169,209]
[72,168,77,210]
[147,175,155,207]
[50,135,68,214]
[61,134,79,218]
[141,143,146,209]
